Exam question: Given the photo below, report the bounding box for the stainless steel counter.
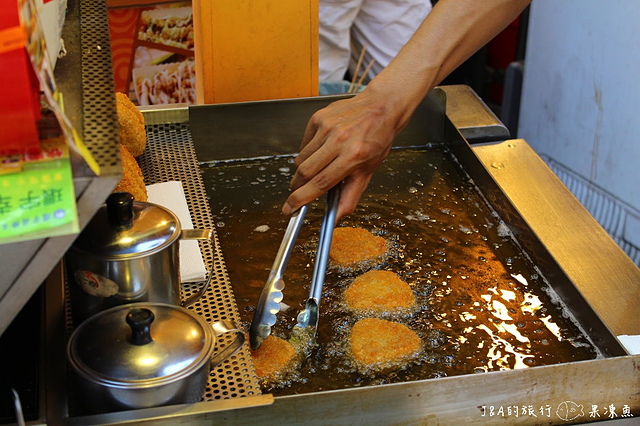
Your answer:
[39,86,640,425]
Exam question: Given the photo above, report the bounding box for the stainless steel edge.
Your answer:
[440,85,511,143]
[440,85,638,350]
[184,357,639,425]
[469,139,640,337]
[49,355,640,425]
[187,90,447,162]
[54,395,275,426]
[44,261,70,424]
[139,104,190,126]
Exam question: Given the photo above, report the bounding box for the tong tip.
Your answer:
[249,325,271,350]
[289,323,317,353]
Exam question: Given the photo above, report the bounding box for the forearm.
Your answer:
[283,0,532,217]
[366,0,532,132]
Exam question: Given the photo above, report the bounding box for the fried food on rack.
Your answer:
[330,227,388,267]
[349,318,421,371]
[249,334,297,381]
[115,92,146,157]
[114,144,148,201]
[344,270,416,314]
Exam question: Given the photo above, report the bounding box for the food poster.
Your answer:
[107,1,196,106]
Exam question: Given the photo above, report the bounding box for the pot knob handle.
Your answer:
[107,192,134,229]
[126,308,154,345]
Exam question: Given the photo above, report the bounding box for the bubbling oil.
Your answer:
[202,147,598,396]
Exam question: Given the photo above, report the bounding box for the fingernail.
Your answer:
[282,202,292,215]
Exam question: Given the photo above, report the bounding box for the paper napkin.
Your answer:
[146,181,208,282]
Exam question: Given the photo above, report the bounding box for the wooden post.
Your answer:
[193,0,319,104]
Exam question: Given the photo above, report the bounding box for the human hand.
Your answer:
[282,90,402,220]
[281,0,531,219]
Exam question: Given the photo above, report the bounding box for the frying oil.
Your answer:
[201,147,597,396]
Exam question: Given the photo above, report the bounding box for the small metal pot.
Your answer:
[66,192,213,324]
[66,303,245,414]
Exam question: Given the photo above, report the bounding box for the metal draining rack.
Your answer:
[137,116,262,402]
[54,0,261,418]
[62,114,262,418]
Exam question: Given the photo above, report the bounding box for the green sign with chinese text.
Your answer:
[0,146,78,244]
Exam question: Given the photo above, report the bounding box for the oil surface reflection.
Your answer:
[202,147,597,395]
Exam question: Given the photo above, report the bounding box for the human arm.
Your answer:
[283,0,532,219]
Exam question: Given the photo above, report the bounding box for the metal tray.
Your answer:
[44,86,640,425]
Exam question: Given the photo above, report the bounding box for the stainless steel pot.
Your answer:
[66,302,245,414]
[66,192,213,324]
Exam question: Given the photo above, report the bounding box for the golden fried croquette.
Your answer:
[350,318,421,370]
[115,92,146,157]
[344,270,416,313]
[330,227,388,267]
[114,144,147,201]
[249,335,297,381]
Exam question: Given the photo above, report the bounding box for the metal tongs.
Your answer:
[249,185,341,349]
[292,185,340,342]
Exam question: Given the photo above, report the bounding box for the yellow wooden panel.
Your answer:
[193,0,318,104]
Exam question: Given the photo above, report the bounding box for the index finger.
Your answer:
[296,111,323,166]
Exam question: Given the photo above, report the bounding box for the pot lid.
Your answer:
[72,192,181,257]
[67,303,213,385]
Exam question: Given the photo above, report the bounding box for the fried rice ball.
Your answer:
[114,144,147,201]
[249,335,297,381]
[344,270,416,313]
[330,227,388,267]
[350,318,422,370]
[115,92,146,157]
